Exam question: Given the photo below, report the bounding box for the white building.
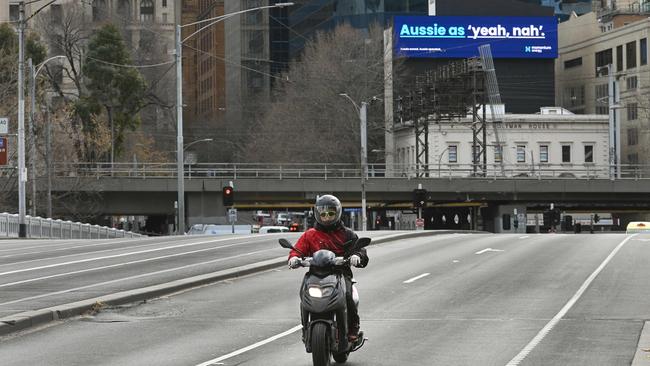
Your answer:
[393,106,610,179]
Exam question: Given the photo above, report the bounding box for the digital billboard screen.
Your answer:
[394,16,558,59]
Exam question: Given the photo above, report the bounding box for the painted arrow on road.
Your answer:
[475,248,505,255]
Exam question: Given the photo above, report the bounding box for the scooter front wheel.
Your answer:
[333,352,348,363]
[311,323,331,366]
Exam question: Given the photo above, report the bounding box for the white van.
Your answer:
[258,226,290,234]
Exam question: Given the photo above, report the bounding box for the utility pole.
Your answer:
[28,58,37,217]
[17,2,27,237]
[360,102,367,231]
[175,24,185,235]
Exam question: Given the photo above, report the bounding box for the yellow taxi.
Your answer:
[626,222,650,234]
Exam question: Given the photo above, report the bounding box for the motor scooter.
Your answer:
[279,237,370,366]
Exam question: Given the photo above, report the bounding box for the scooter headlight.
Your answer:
[308,286,333,298]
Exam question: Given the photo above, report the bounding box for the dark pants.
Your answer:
[344,275,360,333]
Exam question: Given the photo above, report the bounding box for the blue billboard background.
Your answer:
[394,16,558,59]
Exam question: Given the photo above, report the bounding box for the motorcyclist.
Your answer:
[288,194,369,342]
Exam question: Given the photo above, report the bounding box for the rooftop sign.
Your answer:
[394,16,558,59]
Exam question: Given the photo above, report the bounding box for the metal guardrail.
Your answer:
[42,162,650,180]
[0,212,144,239]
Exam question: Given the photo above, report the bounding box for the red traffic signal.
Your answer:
[222,186,234,206]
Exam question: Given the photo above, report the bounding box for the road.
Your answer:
[1,233,649,365]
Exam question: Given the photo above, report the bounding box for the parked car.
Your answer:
[258,226,290,234]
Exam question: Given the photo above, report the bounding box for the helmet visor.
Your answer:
[315,205,341,225]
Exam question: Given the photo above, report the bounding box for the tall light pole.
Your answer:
[339,93,368,231]
[17,2,26,237]
[183,138,213,152]
[175,2,294,235]
[29,55,66,218]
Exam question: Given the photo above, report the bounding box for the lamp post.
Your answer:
[183,138,213,152]
[339,93,368,231]
[175,2,294,235]
[29,55,66,218]
[437,146,450,178]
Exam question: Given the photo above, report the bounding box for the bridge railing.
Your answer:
[0,212,144,239]
[48,162,650,180]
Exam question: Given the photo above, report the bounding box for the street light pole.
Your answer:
[29,55,66,218]
[174,3,294,235]
[17,2,27,237]
[175,24,185,235]
[360,101,367,232]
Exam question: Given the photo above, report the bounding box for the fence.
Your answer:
[47,162,650,180]
[0,212,144,239]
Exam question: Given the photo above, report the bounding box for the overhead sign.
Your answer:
[0,137,7,165]
[0,118,8,135]
[394,16,558,59]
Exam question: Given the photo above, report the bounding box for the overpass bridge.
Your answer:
[7,162,649,233]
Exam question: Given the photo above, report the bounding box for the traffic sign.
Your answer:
[228,208,237,223]
[0,118,7,135]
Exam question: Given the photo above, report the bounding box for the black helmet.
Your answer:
[314,194,342,228]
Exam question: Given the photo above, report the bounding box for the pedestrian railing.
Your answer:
[0,212,144,239]
[47,162,650,180]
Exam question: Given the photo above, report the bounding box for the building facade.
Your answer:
[556,9,650,167]
[394,107,609,178]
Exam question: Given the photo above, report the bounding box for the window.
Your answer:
[494,145,503,163]
[9,3,19,21]
[92,0,107,21]
[626,41,637,69]
[617,45,623,72]
[628,128,638,145]
[162,0,167,7]
[627,103,638,121]
[516,145,526,163]
[642,38,648,65]
[448,145,457,163]
[595,84,609,115]
[627,75,638,90]
[540,145,549,163]
[562,145,571,163]
[162,13,167,23]
[140,0,154,22]
[584,145,594,163]
[564,57,582,69]
[248,30,264,57]
[50,4,63,24]
[595,49,612,75]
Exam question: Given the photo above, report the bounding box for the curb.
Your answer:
[632,321,650,366]
[0,230,478,337]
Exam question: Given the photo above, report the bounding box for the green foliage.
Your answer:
[0,24,47,84]
[79,23,147,158]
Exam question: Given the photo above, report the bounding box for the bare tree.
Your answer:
[242,23,398,164]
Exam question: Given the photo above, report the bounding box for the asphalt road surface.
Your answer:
[1,233,649,366]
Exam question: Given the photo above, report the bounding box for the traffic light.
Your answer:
[222,186,234,206]
[593,214,600,223]
[553,209,561,226]
[413,189,427,208]
[513,218,519,229]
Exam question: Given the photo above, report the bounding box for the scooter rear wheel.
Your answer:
[311,323,331,366]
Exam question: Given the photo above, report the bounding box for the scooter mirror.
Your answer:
[278,238,294,249]
[354,237,371,250]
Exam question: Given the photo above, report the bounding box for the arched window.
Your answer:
[140,0,154,22]
[92,0,107,21]
[117,0,131,20]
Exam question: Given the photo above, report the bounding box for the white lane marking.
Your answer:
[0,238,138,255]
[403,273,430,284]
[519,236,530,239]
[0,240,261,288]
[475,248,504,255]
[0,248,277,306]
[452,260,460,263]
[195,325,302,366]
[505,234,637,366]
[0,235,261,276]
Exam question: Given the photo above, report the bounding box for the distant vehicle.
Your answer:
[259,226,291,234]
[626,222,650,234]
[289,223,301,232]
[276,213,291,226]
[187,224,252,235]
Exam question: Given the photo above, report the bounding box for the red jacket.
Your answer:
[288,225,369,268]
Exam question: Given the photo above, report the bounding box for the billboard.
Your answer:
[394,16,558,59]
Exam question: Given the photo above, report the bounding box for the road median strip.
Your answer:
[0,230,479,337]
